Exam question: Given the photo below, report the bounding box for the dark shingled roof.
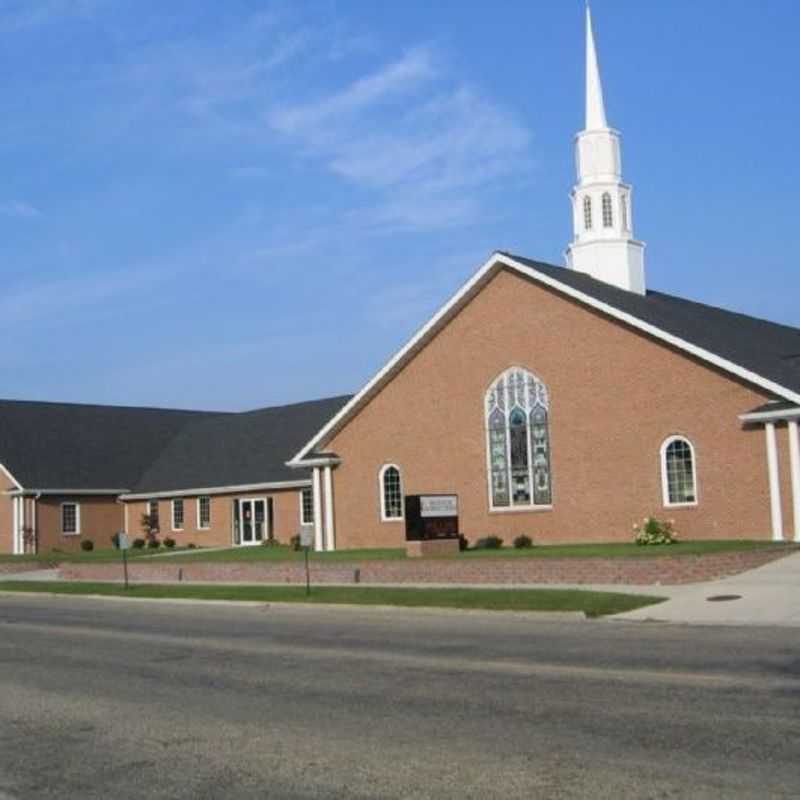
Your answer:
[505,254,800,397]
[132,396,352,493]
[0,396,351,492]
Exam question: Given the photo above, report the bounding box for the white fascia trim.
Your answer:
[0,463,23,490]
[739,407,800,423]
[120,480,311,502]
[291,252,800,461]
[287,456,342,469]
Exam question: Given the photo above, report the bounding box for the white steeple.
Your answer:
[565,4,646,295]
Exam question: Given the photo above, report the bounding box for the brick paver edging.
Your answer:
[58,547,796,586]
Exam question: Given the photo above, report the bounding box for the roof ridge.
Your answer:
[0,397,228,415]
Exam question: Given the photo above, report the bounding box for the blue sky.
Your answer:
[1,0,797,410]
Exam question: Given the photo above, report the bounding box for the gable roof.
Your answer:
[0,395,351,493]
[0,400,210,491]
[129,396,351,495]
[289,252,800,463]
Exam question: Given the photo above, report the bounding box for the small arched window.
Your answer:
[660,436,698,507]
[379,464,404,521]
[583,196,593,230]
[486,368,552,510]
[602,192,613,228]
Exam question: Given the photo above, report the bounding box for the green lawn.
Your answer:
[0,581,665,617]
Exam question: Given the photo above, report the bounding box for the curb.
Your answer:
[0,590,590,620]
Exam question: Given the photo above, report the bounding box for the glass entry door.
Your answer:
[239,499,266,545]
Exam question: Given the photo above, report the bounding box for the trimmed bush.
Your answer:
[147,538,161,550]
[187,543,197,549]
[111,532,121,550]
[261,538,283,548]
[163,537,176,549]
[474,536,504,550]
[290,534,302,552]
[80,539,94,552]
[633,516,677,546]
[132,538,146,549]
[513,535,533,549]
[458,534,469,552]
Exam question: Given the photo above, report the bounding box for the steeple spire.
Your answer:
[585,5,608,130]
[565,4,646,294]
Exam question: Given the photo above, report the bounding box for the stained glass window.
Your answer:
[485,368,552,509]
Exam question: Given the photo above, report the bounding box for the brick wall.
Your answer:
[59,547,795,587]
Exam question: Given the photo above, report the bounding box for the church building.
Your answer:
[2,9,800,555]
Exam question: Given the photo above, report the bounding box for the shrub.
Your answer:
[111,532,121,549]
[458,534,469,552]
[290,534,302,552]
[132,538,146,549]
[633,516,677,546]
[261,538,283,548]
[474,536,504,550]
[513,535,533,549]
[147,538,161,550]
[163,537,176,549]
[187,543,197,549]
[80,539,94,552]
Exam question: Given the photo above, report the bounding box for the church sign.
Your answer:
[404,495,459,541]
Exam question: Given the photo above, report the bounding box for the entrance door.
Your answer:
[239,499,267,545]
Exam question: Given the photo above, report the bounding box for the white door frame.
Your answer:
[237,497,269,546]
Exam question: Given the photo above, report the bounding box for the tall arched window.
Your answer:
[583,196,593,230]
[660,436,698,507]
[602,192,613,228]
[621,193,629,231]
[486,368,552,510]
[379,464,404,521]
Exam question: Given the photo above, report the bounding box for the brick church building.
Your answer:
[3,9,799,555]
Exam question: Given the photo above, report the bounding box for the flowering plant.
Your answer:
[633,516,677,546]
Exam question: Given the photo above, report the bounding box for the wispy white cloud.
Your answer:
[267,48,532,231]
[0,201,41,219]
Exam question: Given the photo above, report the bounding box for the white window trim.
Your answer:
[171,498,184,531]
[299,487,314,526]
[197,496,211,530]
[660,435,699,508]
[378,464,404,522]
[61,502,81,536]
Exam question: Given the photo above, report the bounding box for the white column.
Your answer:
[765,422,784,542]
[12,497,20,555]
[312,467,324,552]
[32,498,37,555]
[788,420,800,542]
[323,465,336,552]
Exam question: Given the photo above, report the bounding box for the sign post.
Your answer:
[118,532,130,590]
[300,525,314,596]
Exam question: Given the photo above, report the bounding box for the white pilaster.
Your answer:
[765,422,784,541]
[788,420,800,542]
[323,465,336,552]
[12,496,20,555]
[312,467,324,552]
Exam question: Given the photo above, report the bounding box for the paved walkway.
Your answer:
[613,550,800,627]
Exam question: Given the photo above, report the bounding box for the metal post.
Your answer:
[122,547,129,590]
[304,545,311,596]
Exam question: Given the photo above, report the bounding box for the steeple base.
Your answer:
[565,239,646,295]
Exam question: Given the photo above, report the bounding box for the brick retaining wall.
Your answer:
[59,547,796,587]
[0,562,58,575]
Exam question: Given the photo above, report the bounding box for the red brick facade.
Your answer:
[324,268,779,549]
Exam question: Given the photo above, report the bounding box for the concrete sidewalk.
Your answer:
[613,550,800,627]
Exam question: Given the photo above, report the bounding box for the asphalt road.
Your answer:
[0,596,798,799]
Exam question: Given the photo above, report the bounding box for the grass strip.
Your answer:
[0,581,665,617]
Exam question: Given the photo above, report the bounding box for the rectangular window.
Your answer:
[300,487,314,525]
[172,499,184,531]
[61,503,80,535]
[198,496,211,530]
[147,500,160,532]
